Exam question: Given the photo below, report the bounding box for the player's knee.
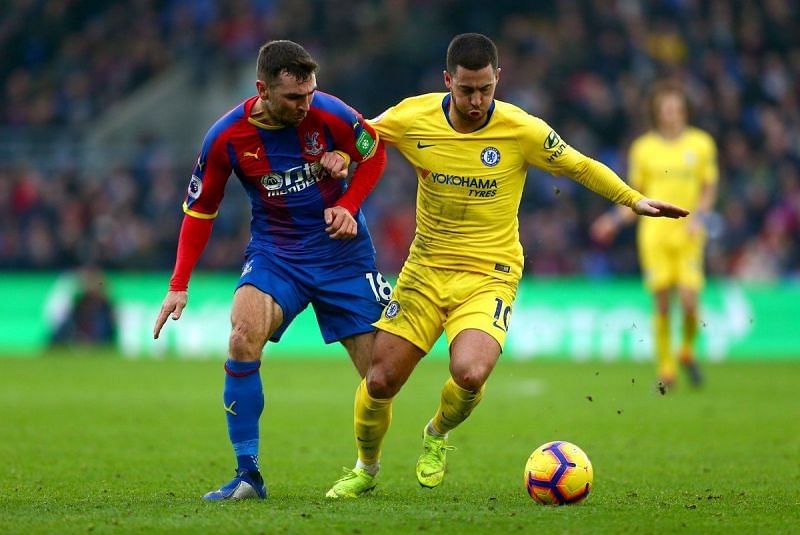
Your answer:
[680,296,698,315]
[365,368,400,399]
[228,326,263,361]
[655,299,670,315]
[451,364,490,392]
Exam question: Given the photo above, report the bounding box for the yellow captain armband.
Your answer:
[332,150,351,167]
[182,201,218,219]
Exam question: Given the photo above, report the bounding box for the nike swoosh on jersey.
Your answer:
[417,141,436,149]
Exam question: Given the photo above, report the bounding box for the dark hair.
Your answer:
[446,33,498,74]
[647,80,690,126]
[257,40,319,85]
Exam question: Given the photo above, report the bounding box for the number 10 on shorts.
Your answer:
[493,297,511,332]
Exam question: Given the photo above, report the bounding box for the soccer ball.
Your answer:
[525,441,593,505]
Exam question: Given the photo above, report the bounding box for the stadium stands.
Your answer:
[1,0,798,278]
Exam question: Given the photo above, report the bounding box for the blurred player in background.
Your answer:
[592,81,718,389]
[325,33,689,498]
[153,40,389,501]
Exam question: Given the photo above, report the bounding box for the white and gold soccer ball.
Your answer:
[525,441,593,505]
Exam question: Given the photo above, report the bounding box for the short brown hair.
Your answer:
[647,80,690,126]
[257,40,318,86]
[446,33,498,74]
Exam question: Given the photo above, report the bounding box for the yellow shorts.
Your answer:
[638,235,705,292]
[374,262,518,353]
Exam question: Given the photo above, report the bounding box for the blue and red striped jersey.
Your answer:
[183,92,379,263]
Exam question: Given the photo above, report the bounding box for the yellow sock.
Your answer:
[654,312,675,379]
[354,379,392,465]
[430,377,485,435]
[681,311,698,362]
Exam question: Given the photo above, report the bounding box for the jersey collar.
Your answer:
[245,96,286,130]
[441,94,495,133]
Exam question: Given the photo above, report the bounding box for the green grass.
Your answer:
[1,355,798,534]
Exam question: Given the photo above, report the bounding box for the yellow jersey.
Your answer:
[629,127,718,245]
[369,92,644,280]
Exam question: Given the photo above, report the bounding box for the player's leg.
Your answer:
[415,274,514,488]
[640,238,677,387]
[360,330,425,466]
[678,286,703,386]
[204,284,282,500]
[678,287,699,357]
[326,330,426,498]
[313,261,391,378]
[305,259,396,497]
[326,263,441,498]
[438,328,499,429]
[340,331,374,378]
[205,253,306,501]
[416,329,501,488]
[652,288,675,387]
[677,239,705,386]
[361,328,427,460]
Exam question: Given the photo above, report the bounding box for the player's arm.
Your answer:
[591,203,638,245]
[154,137,231,339]
[320,97,409,233]
[321,104,386,240]
[696,181,718,217]
[686,181,718,237]
[520,119,688,240]
[697,182,718,214]
[560,154,687,220]
[325,139,387,239]
[334,137,386,215]
[689,134,720,235]
[591,138,645,244]
[319,99,410,238]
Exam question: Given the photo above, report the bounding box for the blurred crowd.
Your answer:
[1,0,799,280]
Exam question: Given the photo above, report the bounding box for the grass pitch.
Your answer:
[1,354,798,533]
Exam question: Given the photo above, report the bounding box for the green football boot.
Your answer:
[325,467,377,498]
[415,427,456,488]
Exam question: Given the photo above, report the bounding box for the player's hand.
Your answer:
[320,151,348,180]
[590,213,619,245]
[687,214,706,237]
[153,290,188,339]
[633,198,690,219]
[324,205,357,240]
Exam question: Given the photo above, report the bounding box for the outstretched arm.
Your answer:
[153,215,214,338]
[567,156,691,214]
[521,117,688,243]
[560,156,688,244]
[590,194,689,244]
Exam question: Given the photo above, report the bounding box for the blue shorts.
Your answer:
[236,252,392,343]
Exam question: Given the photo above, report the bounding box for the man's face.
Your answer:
[444,65,500,126]
[257,71,317,127]
[655,92,687,132]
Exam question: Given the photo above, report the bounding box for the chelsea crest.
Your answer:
[481,146,500,167]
